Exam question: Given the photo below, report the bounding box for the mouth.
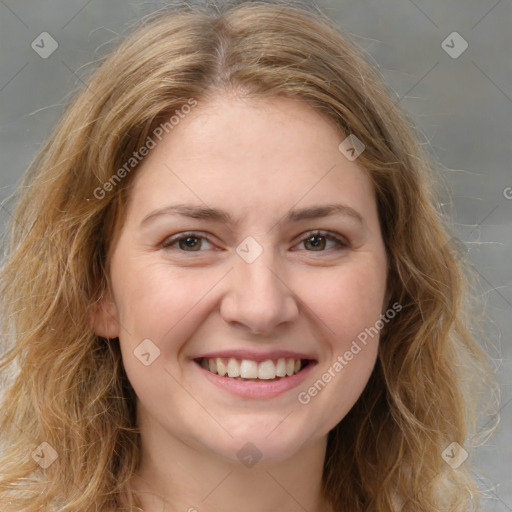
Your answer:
[194,357,314,382]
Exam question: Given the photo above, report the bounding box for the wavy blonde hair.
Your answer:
[0,1,498,511]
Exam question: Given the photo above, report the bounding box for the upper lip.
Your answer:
[193,350,317,363]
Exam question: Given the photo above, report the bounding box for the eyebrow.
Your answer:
[140,203,366,228]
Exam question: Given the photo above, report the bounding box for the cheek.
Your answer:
[297,258,387,344]
[295,262,386,422]
[112,258,213,337]
[111,262,230,394]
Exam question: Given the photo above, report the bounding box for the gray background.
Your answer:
[0,0,510,509]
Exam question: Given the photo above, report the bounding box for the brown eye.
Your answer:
[296,231,347,252]
[178,236,202,251]
[162,233,214,252]
[304,235,327,251]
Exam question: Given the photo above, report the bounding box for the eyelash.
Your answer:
[160,230,349,253]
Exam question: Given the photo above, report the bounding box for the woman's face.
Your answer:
[93,94,389,465]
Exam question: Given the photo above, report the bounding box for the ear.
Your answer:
[88,291,121,339]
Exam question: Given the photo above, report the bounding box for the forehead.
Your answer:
[125,94,378,228]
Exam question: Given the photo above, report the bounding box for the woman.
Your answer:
[0,1,497,510]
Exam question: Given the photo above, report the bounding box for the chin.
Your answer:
[200,423,316,467]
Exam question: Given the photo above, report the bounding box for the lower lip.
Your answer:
[194,361,316,399]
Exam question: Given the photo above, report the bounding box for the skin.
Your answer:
[91,93,389,512]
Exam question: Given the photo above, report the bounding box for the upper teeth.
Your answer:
[200,357,302,379]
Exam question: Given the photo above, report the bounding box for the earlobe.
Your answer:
[88,294,120,339]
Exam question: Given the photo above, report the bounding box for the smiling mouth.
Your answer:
[195,357,314,381]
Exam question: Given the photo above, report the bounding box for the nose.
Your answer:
[220,247,299,335]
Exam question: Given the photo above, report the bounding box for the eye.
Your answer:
[294,230,348,252]
[161,232,214,252]
[160,230,348,254]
